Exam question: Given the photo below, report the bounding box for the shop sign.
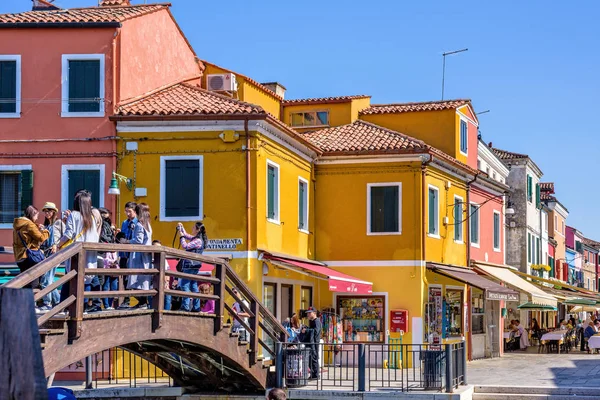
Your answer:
[205,238,243,250]
[390,309,408,334]
[486,291,519,301]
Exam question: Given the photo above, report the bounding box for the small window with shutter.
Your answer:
[61,54,105,117]
[159,156,203,221]
[367,183,402,235]
[267,161,280,223]
[0,55,21,117]
[298,178,308,231]
[0,168,32,226]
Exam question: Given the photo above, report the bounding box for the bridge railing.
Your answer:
[2,242,287,365]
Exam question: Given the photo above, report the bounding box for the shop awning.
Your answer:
[262,253,373,295]
[512,271,600,306]
[517,302,557,311]
[427,263,519,301]
[472,262,557,307]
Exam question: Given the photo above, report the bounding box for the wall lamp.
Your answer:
[108,172,132,196]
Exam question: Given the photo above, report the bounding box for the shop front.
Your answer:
[427,263,518,360]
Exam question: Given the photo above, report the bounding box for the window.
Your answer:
[470,203,479,246]
[289,111,329,128]
[493,211,501,250]
[61,54,105,117]
[0,166,32,227]
[548,256,555,277]
[535,183,541,207]
[61,164,105,212]
[367,183,401,235]
[460,119,468,154]
[527,175,533,202]
[338,296,385,343]
[298,177,308,232]
[562,221,565,235]
[554,215,558,231]
[527,232,532,263]
[544,212,548,232]
[453,196,463,242]
[300,286,312,312]
[477,159,481,170]
[428,186,439,237]
[0,55,21,117]
[536,237,540,263]
[267,160,280,223]
[159,156,203,221]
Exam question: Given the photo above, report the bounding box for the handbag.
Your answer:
[18,231,45,264]
[58,229,85,250]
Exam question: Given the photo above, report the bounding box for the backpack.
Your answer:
[99,219,114,244]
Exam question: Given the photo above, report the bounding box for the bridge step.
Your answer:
[223,322,231,328]
[238,341,249,346]
[230,332,239,338]
[38,328,66,336]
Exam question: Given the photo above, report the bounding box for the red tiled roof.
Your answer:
[583,238,600,248]
[116,83,264,116]
[491,147,529,161]
[0,3,169,25]
[541,192,555,201]
[301,120,426,154]
[359,99,470,115]
[540,182,555,193]
[282,95,370,106]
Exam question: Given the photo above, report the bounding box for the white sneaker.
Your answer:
[39,305,53,312]
[105,307,115,311]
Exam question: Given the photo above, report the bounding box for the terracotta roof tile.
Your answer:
[0,3,169,25]
[540,182,555,193]
[282,95,370,106]
[583,238,600,249]
[116,83,264,116]
[359,99,470,115]
[541,192,555,201]
[301,120,426,154]
[491,147,529,161]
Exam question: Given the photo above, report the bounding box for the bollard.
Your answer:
[85,356,93,389]
[275,342,283,389]
[462,340,467,385]
[358,343,366,392]
[445,344,453,393]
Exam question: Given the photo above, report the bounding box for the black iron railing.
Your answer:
[275,341,466,393]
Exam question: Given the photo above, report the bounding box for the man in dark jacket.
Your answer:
[301,307,322,379]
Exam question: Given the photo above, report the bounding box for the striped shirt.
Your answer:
[180,228,203,251]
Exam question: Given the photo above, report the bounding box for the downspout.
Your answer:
[245,118,251,281]
[465,173,478,362]
[421,153,432,344]
[112,28,121,219]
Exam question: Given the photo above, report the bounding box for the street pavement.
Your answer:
[469,348,600,388]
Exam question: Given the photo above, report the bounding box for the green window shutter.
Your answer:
[527,233,531,263]
[470,204,478,244]
[536,238,540,263]
[527,175,532,202]
[493,213,500,249]
[68,170,100,208]
[68,60,100,112]
[0,60,17,113]
[20,169,33,213]
[370,186,399,233]
[267,166,276,219]
[454,201,462,241]
[535,184,541,207]
[298,181,305,229]
[165,160,200,217]
[428,189,436,234]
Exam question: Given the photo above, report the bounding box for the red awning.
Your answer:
[264,255,373,295]
[166,258,214,275]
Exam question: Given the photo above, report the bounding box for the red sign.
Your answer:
[390,309,408,333]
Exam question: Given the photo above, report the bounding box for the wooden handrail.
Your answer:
[81,243,229,265]
[224,302,256,336]
[166,270,220,284]
[90,268,159,276]
[164,289,219,301]
[34,269,77,302]
[37,295,76,326]
[2,243,82,289]
[85,289,157,298]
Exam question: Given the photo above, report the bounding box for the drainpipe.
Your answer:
[245,118,252,282]
[465,173,478,362]
[111,28,121,218]
[421,153,432,344]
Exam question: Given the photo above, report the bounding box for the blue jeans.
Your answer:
[102,276,119,309]
[40,266,60,307]
[85,275,102,309]
[180,266,200,311]
[164,294,172,311]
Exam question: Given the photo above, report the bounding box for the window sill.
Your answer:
[298,228,309,235]
[471,242,480,248]
[0,113,20,118]
[160,216,203,222]
[454,240,464,244]
[493,248,501,252]
[460,150,468,157]
[61,111,104,118]
[267,218,281,225]
[427,233,441,239]
[0,223,13,229]
[367,231,402,236]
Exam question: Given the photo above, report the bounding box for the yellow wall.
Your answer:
[204,64,281,119]
[359,110,463,162]
[282,102,354,132]
[424,169,468,266]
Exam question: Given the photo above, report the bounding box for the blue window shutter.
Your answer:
[0,60,17,113]
[493,213,500,249]
[20,169,33,213]
[68,60,100,112]
[454,201,460,240]
[460,120,468,153]
[68,170,100,208]
[470,204,478,244]
[267,166,276,219]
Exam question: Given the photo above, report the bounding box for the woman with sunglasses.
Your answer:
[38,202,65,310]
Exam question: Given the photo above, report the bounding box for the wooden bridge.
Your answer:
[1,243,287,393]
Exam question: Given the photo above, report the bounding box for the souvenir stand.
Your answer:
[320,308,343,366]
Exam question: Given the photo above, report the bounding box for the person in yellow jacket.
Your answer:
[12,205,49,289]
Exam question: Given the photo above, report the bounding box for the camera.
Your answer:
[176,225,182,231]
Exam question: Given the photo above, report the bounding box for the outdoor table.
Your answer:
[503,332,512,340]
[588,335,600,350]
[540,332,565,354]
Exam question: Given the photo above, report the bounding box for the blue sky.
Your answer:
[4,0,599,238]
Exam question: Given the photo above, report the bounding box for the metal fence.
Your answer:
[275,341,466,393]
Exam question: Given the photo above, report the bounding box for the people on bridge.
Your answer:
[117,202,137,292]
[58,190,102,312]
[99,207,119,310]
[12,205,50,290]
[231,287,250,341]
[177,221,207,312]
[118,203,153,310]
[39,202,64,310]
[301,306,322,379]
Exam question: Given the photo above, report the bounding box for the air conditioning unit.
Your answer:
[207,73,237,92]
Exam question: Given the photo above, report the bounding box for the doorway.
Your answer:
[281,284,293,322]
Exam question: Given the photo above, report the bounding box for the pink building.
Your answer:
[0,0,202,261]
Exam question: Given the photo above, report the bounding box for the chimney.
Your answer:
[32,0,60,11]
[99,0,131,6]
[488,141,493,148]
[261,82,286,99]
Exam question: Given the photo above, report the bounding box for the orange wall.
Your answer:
[119,9,200,102]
